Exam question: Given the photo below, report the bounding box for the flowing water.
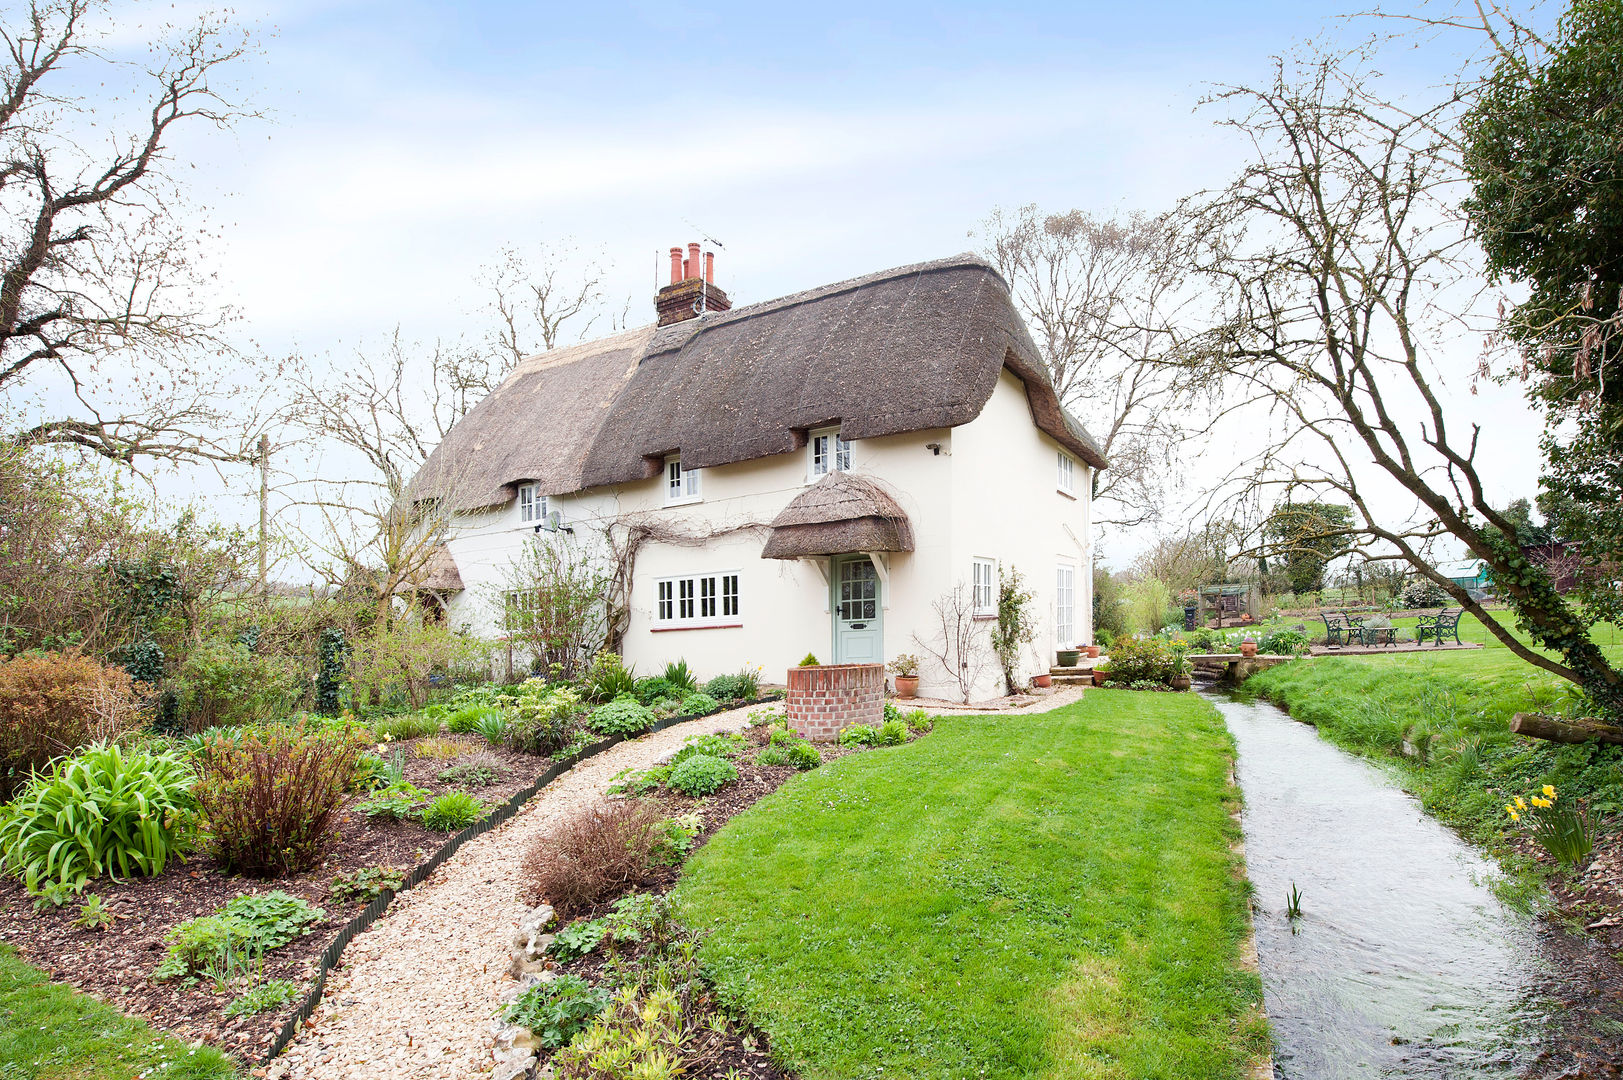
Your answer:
[1211,691,1559,1078]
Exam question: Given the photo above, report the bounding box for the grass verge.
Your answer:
[677,691,1267,1080]
[0,943,237,1080]
[1243,643,1623,907]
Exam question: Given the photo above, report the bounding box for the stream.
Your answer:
[1210,691,1560,1078]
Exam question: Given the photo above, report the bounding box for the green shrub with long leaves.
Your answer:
[0,743,195,894]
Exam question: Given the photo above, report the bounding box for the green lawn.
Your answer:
[1245,628,1623,904]
[0,944,237,1080]
[677,692,1267,1080]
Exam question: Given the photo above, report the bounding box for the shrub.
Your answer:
[1100,637,1176,684]
[373,714,442,742]
[581,652,637,704]
[662,660,698,694]
[877,718,908,746]
[421,791,485,831]
[678,692,721,716]
[904,709,933,733]
[169,639,300,731]
[703,673,744,700]
[667,754,737,797]
[472,712,508,746]
[1401,578,1448,608]
[799,653,820,666]
[0,651,144,798]
[437,752,504,787]
[445,704,504,734]
[759,737,820,769]
[552,975,691,1079]
[355,782,428,821]
[671,733,743,767]
[330,865,405,904]
[589,696,655,738]
[631,676,673,705]
[0,743,195,893]
[839,725,878,748]
[501,973,612,1051]
[651,811,703,866]
[521,801,664,917]
[508,686,585,756]
[1258,628,1309,656]
[225,978,300,1018]
[196,722,366,876]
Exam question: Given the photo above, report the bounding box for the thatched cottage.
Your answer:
[409,246,1104,701]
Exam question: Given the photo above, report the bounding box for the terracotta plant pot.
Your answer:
[1171,674,1192,691]
[894,675,919,699]
[1240,641,1258,658]
[1085,645,1102,659]
[1057,649,1081,667]
[1092,668,1109,687]
[1032,673,1052,689]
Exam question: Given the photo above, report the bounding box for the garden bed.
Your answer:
[0,730,606,1061]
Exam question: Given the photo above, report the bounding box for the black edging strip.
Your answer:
[259,694,781,1064]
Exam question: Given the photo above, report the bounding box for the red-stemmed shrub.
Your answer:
[521,800,662,918]
[196,721,366,876]
[0,651,144,797]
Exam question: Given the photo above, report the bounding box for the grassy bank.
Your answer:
[0,944,237,1080]
[677,691,1266,1080]
[1244,636,1623,904]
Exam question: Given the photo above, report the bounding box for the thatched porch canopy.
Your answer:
[395,545,465,594]
[761,473,915,560]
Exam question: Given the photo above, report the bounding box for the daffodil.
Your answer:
[1542,785,1557,799]
[1505,804,1516,815]
[1509,810,1521,821]
[1515,797,1527,811]
[1531,796,1551,809]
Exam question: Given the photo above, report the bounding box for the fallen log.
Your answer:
[1510,712,1623,746]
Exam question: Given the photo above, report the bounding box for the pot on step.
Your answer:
[894,675,919,699]
[1240,640,1258,658]
[1170,674,1192,691]
[1057,648,1081,667]
[1092,668,1109,687]
[1085,645,1102,659]
[1032,673,1053,689]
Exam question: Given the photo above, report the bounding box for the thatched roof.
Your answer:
[412,254,1106,511]
[395,545,464,594]
[761,473,915,559]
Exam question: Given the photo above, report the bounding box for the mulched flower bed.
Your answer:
[517,719,918,1080]
[0,731,572,1061]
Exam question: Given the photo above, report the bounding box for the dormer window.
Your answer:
[665,455,701,505]
[519,484,548,523]
[810,428,851,478]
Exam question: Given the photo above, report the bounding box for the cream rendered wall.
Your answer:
[440,368,1093,701]
[945,369,1094,700]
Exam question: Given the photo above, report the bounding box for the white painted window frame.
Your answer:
[653,569,742,629]
[518,484,549,523]
[971,557,997,616]
[809,427,852,478]
[1057,452,1076,496]
[664,454,701,506]
[1055,562,1077,648]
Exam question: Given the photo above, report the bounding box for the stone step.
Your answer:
[1051,674,1094,685]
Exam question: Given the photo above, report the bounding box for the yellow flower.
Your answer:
[1530,796,1551,809]
[1505,804,1515,815]
[1515,797,1527,811]
[1542,785,1557,800]
[1509,810,1521,822]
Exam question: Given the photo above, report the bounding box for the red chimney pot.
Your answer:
[687,243,701,281]
[668,247,683,285]
[704,251,715,284]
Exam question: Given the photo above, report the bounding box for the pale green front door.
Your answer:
[832,555,883,664]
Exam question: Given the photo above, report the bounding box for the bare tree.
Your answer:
[479,242,624,372]
[977,205,1201,527]
[1185,46,1623,719]
[913,584,996,704]
[0,0,261,466]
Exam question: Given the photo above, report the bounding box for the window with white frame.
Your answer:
[655,571,740,628]
[503,589,541,633]
[1056,564,1076,647]
[518,484,549,523]
[665,455,701,504]
[1057,452,1076,494]
[809,428,852,477]
[972,557,997,616]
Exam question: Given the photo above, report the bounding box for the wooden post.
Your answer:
[257,433,270,594]
[1510,712,1623,746]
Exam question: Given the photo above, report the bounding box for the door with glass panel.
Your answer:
[1056,564,1076,648]
[832,555,883,664]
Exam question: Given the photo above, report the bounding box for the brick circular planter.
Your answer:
[786,663,884,741]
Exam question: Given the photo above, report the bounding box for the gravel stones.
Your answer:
[266,707,752,1080]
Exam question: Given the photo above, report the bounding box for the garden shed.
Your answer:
[1196,583,1261,628]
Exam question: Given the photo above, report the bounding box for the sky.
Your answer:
[53,0,1550,572]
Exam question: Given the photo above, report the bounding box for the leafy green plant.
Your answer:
[373,713,442,742]
[886,653,921,678]
[153,915,258,983]
[356,782,428,821]
[169,638,299,731]
[903,709,933,734]
[671,733,743,767]
[839,725,878,748]
[224,978,300,1018]
[667,754,737,797]
[549,918,607,962]
[582,652,637,703]
[220,891,325,950]
[1284,882,1304,920]
[508,686,584,756]
[437,752,503,787]
[757,738,820,769]
[552,968,698,1078]
[196,722,366,876]
[1258,628,1309,656]
[1508,784,1593,865]
[632,676,673,705]
[445,704,504,734]
[350,750,402,792]
[472,712,509,746]
[678,691,721,716]
[1100,637,1177,685]
[500,973,612,1050]
[662,660,698,694]
[651,812,703,866]
[589,696,655,738]
[331,866,406,904]
[74,892,113,930]
[876,718,908,746]
[0,743,195,894]
[31,880,77,911]
[605,764,669,796]
[799,653,820,667]
[703,673,744,700]
[421,791,485,831]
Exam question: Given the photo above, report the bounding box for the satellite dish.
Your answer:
[543,510,563,533]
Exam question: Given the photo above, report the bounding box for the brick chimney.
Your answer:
[656,241,732,326]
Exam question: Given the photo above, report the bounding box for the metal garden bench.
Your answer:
[1321,611,1354,649]
[1416,607,1462,646]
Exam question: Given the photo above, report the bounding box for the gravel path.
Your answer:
[261,707,758,1080]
